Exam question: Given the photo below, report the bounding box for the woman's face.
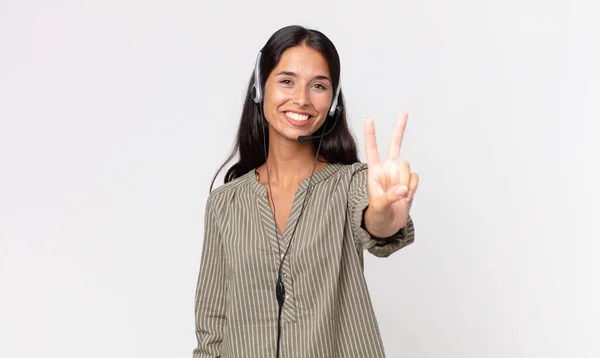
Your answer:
[262,44,334,143]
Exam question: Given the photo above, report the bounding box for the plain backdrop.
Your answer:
[1,0,598,357]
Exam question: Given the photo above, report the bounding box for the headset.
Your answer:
[251,50,342,358]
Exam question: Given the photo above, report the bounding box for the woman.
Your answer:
[193,25,418,358]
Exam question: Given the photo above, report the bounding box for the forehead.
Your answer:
[271,45,331,78]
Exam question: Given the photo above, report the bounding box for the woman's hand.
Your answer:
[363,112,419,238]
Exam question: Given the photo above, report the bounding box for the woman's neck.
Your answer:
[258,136,326,190]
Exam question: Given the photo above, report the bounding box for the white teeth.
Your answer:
[285,112,310,121]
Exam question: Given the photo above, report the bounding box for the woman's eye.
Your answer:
[313,83,327,90]
[280,79,293,85]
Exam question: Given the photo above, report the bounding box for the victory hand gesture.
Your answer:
[363,112,419,238]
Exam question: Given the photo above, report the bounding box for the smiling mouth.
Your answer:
[284,111,311,122]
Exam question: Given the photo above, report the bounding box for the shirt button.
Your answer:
[283,273,288,278]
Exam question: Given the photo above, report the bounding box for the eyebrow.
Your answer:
[275,71,331,82]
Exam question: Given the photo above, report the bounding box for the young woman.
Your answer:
[193,25,418,358]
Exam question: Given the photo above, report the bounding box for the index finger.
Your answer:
[364,116,381,165]
[386,112,408,162]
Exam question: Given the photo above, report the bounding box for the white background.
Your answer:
[1,0,598,357]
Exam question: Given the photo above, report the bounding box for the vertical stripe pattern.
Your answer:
[193,162,415,358]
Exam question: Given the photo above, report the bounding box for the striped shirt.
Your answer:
[193,162,415,357]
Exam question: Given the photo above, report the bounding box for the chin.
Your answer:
[266,114,326,143]
[281,130,309,143]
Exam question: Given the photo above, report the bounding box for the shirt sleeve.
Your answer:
[348,163,415,258]
[193,195,226,358]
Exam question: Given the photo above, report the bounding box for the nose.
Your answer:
[292,87,311,107]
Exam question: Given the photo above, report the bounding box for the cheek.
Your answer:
[268,89,284,102]
[264,86,289,109]
[263,96,285,124]
[312,91,333,111]
[315,99,332,116]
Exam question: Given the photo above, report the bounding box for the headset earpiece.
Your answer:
[252,52,263,104]
[328,84,342,117]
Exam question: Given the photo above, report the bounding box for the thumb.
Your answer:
[372,184,408,209]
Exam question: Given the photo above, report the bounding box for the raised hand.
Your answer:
[363,112,419,238]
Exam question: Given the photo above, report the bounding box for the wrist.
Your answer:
[361,207,396,239]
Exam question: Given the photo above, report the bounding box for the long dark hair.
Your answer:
[210,25,359,191]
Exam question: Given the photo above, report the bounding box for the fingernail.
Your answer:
[407,191,413,202]
[395,185,408,197]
